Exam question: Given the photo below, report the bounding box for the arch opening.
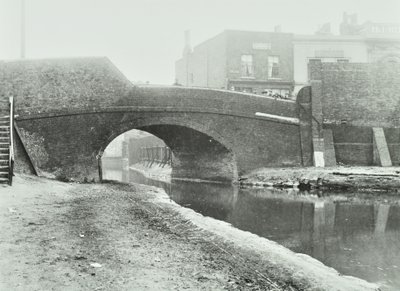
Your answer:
[101,125,238,184]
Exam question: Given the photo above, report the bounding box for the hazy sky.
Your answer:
[1,0,399,84]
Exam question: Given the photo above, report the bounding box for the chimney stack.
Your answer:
[274,25,282,33]
[183,30,192,56]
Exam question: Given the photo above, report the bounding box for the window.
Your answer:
[308,57,349,63]
[241,55,254,78]
[268,56,280,78]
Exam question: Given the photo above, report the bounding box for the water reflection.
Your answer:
[103,168,400,290]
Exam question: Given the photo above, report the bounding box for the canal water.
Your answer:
[104,168,400,290]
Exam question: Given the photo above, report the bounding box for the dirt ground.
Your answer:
[0,175,293,291]
[0,175,378,291]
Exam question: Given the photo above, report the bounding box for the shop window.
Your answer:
[233,86,253,93]
[268,56,280,78]
[241,55,254,78]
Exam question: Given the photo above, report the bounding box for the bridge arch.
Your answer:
[99,117,238,183]
[99,116,236,155]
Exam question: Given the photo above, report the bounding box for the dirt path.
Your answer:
[0,175,289,290]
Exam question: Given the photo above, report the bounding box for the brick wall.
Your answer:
[0,57,132,116]
[308,62,400,165]
[309,61,400,128]
[175,32,227,88]
[1,58,307,181]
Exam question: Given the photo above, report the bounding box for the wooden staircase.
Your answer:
[0,97,14,186]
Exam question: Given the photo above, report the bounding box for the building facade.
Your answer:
[175,30,294,98]
[294,14,400,92]
[293,34,368,92]
[176,14,400,98]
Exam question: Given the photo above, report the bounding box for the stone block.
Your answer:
[323,129,337,166]
[373,127,392,167]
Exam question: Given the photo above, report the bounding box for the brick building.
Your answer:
[176,14,400,97]
[175,29,294,98]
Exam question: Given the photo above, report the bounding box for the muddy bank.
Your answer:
[240,167,400,192]
[1,175,268,290]
[1,175,378,290]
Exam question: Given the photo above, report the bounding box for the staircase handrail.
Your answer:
[8,96,14,186]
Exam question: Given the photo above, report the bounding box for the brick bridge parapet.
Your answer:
[0,57,311,182]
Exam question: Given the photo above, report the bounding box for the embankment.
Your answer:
[241,166,400,192]
[1,175,379,290]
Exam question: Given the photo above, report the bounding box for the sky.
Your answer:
[0,0,399,84]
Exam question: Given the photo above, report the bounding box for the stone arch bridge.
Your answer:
[0,58,313,182]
